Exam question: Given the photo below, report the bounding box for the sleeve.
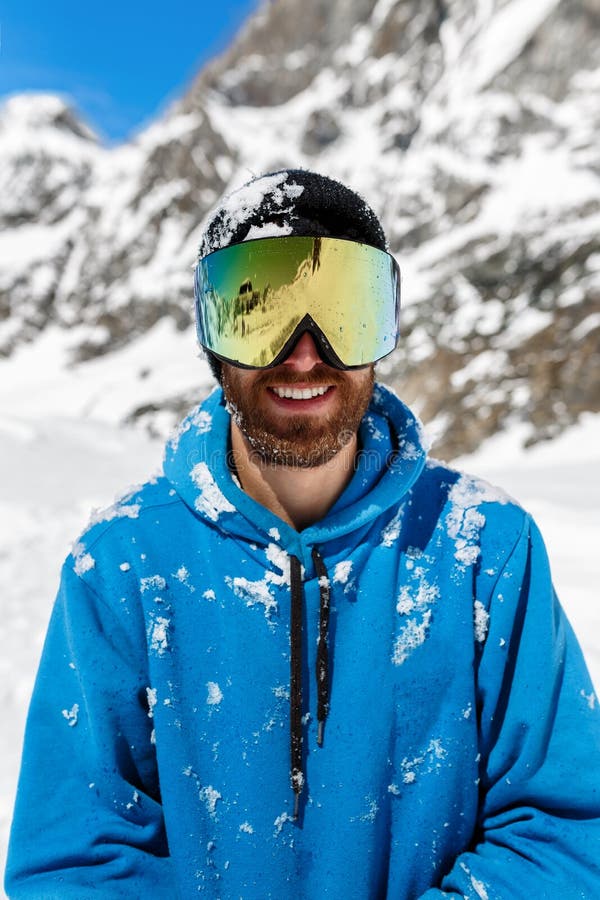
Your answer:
[4,560,175,898]
[420,514,600,900]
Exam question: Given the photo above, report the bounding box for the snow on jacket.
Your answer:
[6,384,600,899]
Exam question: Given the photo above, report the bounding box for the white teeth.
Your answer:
[272,386,329,400]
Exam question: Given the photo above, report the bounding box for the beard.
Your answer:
[222,364,375,468]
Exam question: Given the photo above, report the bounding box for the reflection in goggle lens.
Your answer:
[194,236,401,369]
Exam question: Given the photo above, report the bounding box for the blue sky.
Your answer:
[0,0,259,143]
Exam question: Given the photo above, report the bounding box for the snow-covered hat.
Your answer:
[197,168,387,381]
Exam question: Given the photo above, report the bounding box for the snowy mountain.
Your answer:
[1,0,599,457]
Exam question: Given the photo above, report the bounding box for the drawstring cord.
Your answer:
[289,549,331,819]
[289,555,304,819]
[311,547,330,747]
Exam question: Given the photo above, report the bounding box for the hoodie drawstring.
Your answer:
[311,547,330,747]
[289,555,304,818]
[289,549,331,819]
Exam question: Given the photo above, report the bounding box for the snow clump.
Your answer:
[333,560,353,584]
[198,172,304,257]
[225,543,290,621]
[62,703,79,727]
[190,462,236,522]
[149,616,170,655]
[392,573,440,666]
[72,542,95,576]
[445,474,510,567]
[380,506,405,547]
[474,600,490,643]
[140,574,166,593]
[206,682,223,706]
[199,785,221,819]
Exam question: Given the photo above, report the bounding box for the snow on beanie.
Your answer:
[196,168,387,381]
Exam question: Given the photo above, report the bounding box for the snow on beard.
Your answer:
[222,363,375,468]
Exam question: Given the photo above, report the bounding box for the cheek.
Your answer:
[223,366,251,393]
[347,368,375,394]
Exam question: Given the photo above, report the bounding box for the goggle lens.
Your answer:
[194,236,400,368]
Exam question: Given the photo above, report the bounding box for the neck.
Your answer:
[230,422,357,531]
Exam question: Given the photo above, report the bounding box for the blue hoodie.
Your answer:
[6,384,600,898]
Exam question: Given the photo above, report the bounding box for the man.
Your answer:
[6,169,600,898]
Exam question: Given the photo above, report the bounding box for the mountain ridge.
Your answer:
[1,0,598,457]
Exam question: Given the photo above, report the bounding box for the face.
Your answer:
[222,333,375,468]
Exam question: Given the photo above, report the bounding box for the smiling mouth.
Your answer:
[270,385,333,401]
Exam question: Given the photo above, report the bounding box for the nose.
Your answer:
[281,332,324,372]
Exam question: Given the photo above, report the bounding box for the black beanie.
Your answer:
[197,168,388,382]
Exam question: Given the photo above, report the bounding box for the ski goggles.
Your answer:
[194,235,401,369]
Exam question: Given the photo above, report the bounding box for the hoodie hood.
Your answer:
[163,382,427,553]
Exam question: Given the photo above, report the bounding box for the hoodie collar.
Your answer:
[163,383,427,551]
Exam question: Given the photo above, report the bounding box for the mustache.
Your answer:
[255,367,349,388]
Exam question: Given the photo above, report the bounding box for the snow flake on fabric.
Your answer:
[581,689,597,710]
[72,542,95,576]
[191,409,213,435]
[190,462,236,522]
[365,415,384,441]
[225,575,278,618]
[206,682,223,706]
[333,560,353,584]
[471,875,490,900]
[393,613,432,665]
[239,821,254,834]
[167,400,216,453]
[173,565,194,591]
[125,790,140,811]
[445,474,509,567]
[371,383,386,408]
[140,574,167,593]
[400,738,447,784]
[61,703,79,727]
[87,493,141,528]
[199,785,221,819]
[392,564,439,666]
[149,615,170,655]
[225,543,290,621]
[273,811,295,837]
[459,863,490,900]
[380,506,405,548]
[265,543,290,583]
[350,796,380,823]
[398,439,420,461]
[146,687,158,717]
[474,600,490,643]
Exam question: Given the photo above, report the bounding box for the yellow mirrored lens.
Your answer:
[195,237,400,367]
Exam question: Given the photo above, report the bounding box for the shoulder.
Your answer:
[69,472,182,579]
[419,458,530,562]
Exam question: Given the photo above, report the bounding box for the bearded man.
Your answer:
[6,169,600,898]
